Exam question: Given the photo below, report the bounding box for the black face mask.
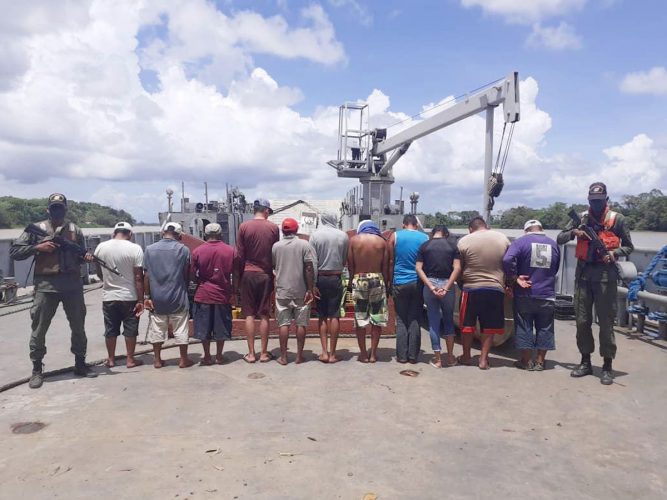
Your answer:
[48,205,67,220]
[589,199,606,217]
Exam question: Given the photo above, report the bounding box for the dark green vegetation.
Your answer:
[0,196,136,229]
[424,190,667,231]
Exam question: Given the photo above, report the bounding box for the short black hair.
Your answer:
[403,214,418,226]
[468,216,487,231]
[431,224,449,238]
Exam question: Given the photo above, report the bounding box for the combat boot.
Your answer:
[570,354,593,378]
[73,357,98,378]
[600,358,614,386]
[29,360,44,389]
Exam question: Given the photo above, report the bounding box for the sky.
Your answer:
[0,0,665,222]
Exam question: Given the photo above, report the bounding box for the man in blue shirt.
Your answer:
[503,219,560,371]
[388,214,428,363]
[143,222,193,369]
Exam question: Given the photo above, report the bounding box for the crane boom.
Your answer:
[373,72,520,156]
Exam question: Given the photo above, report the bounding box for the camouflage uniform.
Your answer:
[557,213,633,359]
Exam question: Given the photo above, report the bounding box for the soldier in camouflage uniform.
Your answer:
[10,193,97,388]
[557,183,633,385]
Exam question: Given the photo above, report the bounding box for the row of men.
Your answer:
[10,182,632,388]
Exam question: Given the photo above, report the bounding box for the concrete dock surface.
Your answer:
[1,288,666,499]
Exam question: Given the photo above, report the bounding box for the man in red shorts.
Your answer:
[236,198,280,363]
[457,217,511,369]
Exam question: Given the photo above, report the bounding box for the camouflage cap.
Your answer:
[48,193,67,207]
[588,182,607,200]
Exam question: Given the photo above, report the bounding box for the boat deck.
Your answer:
[0,288,666,499]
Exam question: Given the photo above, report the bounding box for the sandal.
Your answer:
[260,352,275,363]
[243,354,256,364]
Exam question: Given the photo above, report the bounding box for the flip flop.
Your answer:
[457,355,473,366]
[243,354,256,364]
[260,352,275,363]
[429,361,441,369]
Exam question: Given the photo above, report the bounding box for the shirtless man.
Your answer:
[347,220,390,363]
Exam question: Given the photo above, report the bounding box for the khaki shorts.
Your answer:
[275,298,310,327]
[146,309,189,345]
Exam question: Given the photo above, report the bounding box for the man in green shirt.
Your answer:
[10,193,97,389]
[557,182,633,385]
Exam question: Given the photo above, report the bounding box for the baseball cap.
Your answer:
[282,217,299,234]
[162,221,183,235]
[204,223,222,235]
[114,221,133,232]
[523,219,543,231]
[48,193,67,207]
[588,182,608,200]
[253,198,274,214]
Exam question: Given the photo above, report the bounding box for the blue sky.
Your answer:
[0,0,665,222]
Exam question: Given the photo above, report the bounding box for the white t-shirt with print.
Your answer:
[94,238,144,301]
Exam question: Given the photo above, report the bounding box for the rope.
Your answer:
[627,245,667,302]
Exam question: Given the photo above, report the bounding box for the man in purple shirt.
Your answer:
[191,223,238,366]
[503,219,560,371]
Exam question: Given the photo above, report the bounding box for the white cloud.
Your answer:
[328,0,373,26]
[620,66,667,96]
[460,0,586,24]
[526,22,582,50]
[0,0,663,223]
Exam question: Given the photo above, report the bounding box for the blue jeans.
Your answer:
[513,297,555,351]
[423,278,455,352]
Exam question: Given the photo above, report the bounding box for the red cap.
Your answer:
[282,217,299,234]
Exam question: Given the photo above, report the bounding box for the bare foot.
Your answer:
[318,353,329,363]
[478,358,490,370]
[199,357,214,366]
[215,355,226,365]
[179,358,195,368]
[369,355,377,363]
[295,354,305,364]
[259,353,274,363]
[357,355,369,363]
[277,356,288,366]
[328,354,339,364]
[446,355,458,367]
[457,355,473,366]
[126,358,144,368]
[153,360,164,369]
[104,358,115,368]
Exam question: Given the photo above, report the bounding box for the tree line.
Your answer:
[0,196,137,229]
[423,190,667,231]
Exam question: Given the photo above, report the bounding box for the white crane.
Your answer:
[328,72,520,228]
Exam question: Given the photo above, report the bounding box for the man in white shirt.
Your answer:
[94,222,145,368]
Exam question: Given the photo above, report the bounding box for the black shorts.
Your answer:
[193,302,232,341]
[240,272,273,318]
[460,289,505,335]
[316,275,344,319]
[103,301,139,338]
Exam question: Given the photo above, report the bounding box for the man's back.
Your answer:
[458,230,510,292]
[393,229,428,285]
[503,233,560,300]
[94,239,143,301]
[237,219,279,274]
[310,226,348,272]
[349,234,387,274]
[144,238,190,315]
[272,236,313,300]
[192,240,236,304]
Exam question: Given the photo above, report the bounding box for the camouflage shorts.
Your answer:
[352,273,388,328]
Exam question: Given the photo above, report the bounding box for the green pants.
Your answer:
[29,290,87,361]
[574,279,617,359]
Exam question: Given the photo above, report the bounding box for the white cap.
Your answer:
[523,219,543,231]
[114,221,133,232]
[163,221,183,235]
[204,223,222,235]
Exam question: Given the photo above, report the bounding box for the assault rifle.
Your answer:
[24,223,122,276]
[567,210,612,263]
